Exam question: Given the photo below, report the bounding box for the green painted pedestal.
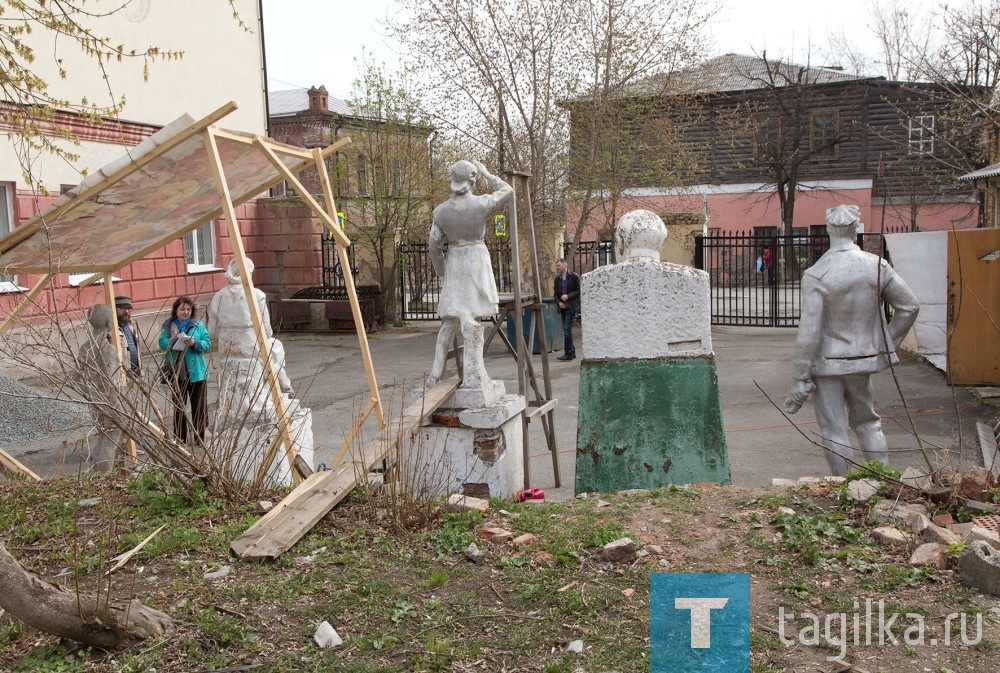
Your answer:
[575,357,731,494]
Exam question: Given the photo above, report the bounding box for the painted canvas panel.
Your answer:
[0,117,303,274]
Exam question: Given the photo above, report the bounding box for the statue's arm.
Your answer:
[785,275,823,410]
[473,160,512,211]
[882,264,920,349]
[429,217,447,278]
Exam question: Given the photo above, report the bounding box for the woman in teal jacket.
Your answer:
[159,295,211,445]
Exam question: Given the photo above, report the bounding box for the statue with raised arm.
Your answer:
[426,160,512,402]
[784,204,920,475]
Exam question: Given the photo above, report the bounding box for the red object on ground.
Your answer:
[519,488,545,502]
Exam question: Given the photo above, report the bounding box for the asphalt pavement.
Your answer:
[9,321,996,500]
[280,322,998,501]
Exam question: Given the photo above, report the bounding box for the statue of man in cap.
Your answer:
[426,160,512,393]
[784,204,920,475]
[114,295,141,376]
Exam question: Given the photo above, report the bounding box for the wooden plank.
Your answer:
[0,447,41,481]
[979,421,1000,477]
[328,396,377,472]
[0,274,51,334]
[230,380,459,560]
[525,398,559,418]
[203,129,302,486]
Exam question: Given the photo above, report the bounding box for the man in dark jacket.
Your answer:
[553,259,581,360]
[114,296,141,376]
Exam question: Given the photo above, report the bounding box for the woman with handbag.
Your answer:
[158,296,212,445]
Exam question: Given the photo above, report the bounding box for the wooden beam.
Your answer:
[0,274,50,335]
[102,275,137,464]
[328,396,377,472]
[0,447,41,481]
[203,128,303,486]
[312,147,383,428]
[252,138,352,249]
[230,380,459,560]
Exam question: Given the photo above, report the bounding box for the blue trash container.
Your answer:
[505,298,561,354]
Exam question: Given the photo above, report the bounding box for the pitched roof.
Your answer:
[959,161,1000,182]
[268,88,352,116]
[633,53,877,97]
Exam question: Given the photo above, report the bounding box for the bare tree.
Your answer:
[339,63,436,323]
[563,0,715,258]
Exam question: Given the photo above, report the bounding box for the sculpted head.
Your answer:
[448,160,477,196]
[615,210,667,261]
[224,258,254,285]
[826,204,861,239]
[87,303,114,334]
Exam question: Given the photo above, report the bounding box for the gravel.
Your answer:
[0,373,90,446]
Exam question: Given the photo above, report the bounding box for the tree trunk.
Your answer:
[0,541,174,649]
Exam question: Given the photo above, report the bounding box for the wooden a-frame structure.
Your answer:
[0,102,384,483]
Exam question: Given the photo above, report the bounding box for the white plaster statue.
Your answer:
[208,259,292,395]
[784,204,920,475]
[75,304,123,470]
[427,160,512,397]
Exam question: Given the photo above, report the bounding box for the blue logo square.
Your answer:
[650,573,750,672]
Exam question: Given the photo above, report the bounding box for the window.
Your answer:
[184,220,216,270]
[752,116,781,162]
[810,112,839,158]
[0,183,23,292]
[391,159,403,193]
[356,154,369,195]
[909,115,934,154]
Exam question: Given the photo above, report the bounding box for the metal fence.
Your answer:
[397,236,513,321]
[695,230,902,327]
[562,240,614,276]
[320,230,357,288]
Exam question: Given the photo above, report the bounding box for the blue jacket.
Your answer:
[158,319,211,383]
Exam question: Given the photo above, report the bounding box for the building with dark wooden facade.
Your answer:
[565,53,985,242]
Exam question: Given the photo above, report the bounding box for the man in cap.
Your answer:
[114,296,141,375]
[426,159,512,390]
[784,204,919,475]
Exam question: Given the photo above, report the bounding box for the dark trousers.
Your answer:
[172,379,207,445]
[561,304,577,357]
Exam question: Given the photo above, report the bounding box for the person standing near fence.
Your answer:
[762,246,775,286]
[554,258,581,361]
[159,296,211,445]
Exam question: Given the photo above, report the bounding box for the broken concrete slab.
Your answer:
[872,526,913,547]
[847,478,880,502]
[445,493,490,513]
[922,524,962,546]
[958,541,1000,596]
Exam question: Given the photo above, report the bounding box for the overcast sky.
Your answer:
[261,0,887,98]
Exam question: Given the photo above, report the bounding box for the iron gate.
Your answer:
[694,231,899,327]
[397,236,514,320]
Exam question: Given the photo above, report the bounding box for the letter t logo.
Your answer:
[675,598,729,648]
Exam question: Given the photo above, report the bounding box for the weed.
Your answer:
[427,510,483,556]
[12,644,86,673]
[419,569,450,588]
[843,460,902,483]
[591,521,628,547]
[747,493,793,508]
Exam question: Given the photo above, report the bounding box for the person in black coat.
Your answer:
[553,258,581,360]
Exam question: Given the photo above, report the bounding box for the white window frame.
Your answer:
[909,115,934,154]
[184,220,218,272]
[0,182,25,293]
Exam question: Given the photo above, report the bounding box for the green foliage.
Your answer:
[127,470,222,521]
[427,510,483,556]
[843,460,901,484]
[12,645,86,673]
[859,564,939,589]
[590,522,628,548]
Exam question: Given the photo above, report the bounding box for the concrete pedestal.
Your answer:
[575,354,731,494]
[403,393,525,499]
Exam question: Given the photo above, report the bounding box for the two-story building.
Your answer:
[0,0,278,317]
[565,53,983,244]
[268,85,435,321]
